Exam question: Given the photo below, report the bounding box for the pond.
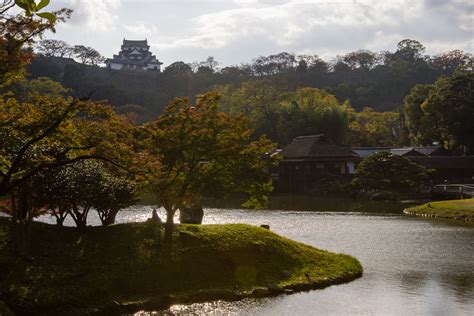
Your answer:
[36,197,474,315]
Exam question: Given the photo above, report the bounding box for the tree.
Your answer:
[33,160,137,228]
[403,84,435,145]
[421,71,474,153]
[13,76,70,102]
[431,50,473,74]
[342,50,377,70]
[352,152,429,198]
[280,88,349,145]
[296,55,329,73]
[36,38,72,58]
[252,52,297,76]
[73,45,105,65]
[143,92,278,241]
[346,106,400,146]
[0,0,71,89]
[200,56,219,71]
[163,61,193,77]
[92,167,138,226]
[0,91,134,220]
[395,39,426,61]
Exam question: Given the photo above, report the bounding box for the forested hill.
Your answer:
[27,39,472,122]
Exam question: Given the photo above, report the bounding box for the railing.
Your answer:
[432,184,474,197]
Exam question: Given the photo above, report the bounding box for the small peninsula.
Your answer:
[0,218,362,315]
[404,198,474,222]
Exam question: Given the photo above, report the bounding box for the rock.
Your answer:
[192,289,240,301]
[252,287,271,297]
[97,300,121,315]
[179,205,204,224]
[260,224,270,230]
[146,209,162,224]
[281,270,292,278]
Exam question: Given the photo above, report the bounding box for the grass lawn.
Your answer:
[404,198,474,221]
[0,218,362,315]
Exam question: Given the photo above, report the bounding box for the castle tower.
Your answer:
[105,39,163,71]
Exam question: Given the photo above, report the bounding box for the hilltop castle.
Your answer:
[105,39,163,71]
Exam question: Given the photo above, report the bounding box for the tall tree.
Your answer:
[395,39,426,61]
[36,38,72,58]
[143,92,278,240]
[73,45,105,65]
[252,52,297,76]
[403,83,435,145]
[342,50,377,70]
[421,71,474,153]
[431,50,473,74]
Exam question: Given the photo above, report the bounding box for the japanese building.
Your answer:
[274,135,360,193]
[273,135,474,194]
[105,39,163,71]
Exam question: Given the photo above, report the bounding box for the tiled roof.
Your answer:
[282,135,357,159]
[123,39,148,47]
[412,146,449,156]
[106,58,162,66]
[352,146,449,158]
[409,156,474,169]
[391,148,424,156]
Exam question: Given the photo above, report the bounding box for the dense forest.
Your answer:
[27,38,473,149]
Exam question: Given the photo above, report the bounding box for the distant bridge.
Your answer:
[432,184,474,198]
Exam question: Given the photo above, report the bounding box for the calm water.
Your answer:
[36,201,474,315]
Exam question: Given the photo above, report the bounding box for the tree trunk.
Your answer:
[11,185,32,256]
[164,208,176,243]
[71,206,89,232]
[100,208,119,226]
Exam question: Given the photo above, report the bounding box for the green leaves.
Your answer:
[37,12,56,22]
[144,91,279,217]
[352,152,429,197]
[14,0,56,21]
[36,0,50,10]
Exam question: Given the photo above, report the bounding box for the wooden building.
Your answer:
[274,135,360,193]
[352,146,474,183]
[409,156,474,183]
[274,136,474,194]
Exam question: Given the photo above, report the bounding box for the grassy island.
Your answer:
[0,218,362,315]
[404,198,474,222]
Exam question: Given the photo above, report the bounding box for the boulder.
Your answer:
[146,209,162,224]
[179,205,204,224]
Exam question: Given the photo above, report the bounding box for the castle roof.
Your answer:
[122,39,149,47]
[105,58,162,66]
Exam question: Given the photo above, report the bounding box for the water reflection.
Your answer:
[153,209,473,315]
[32,199,473,315]
[206,195,412,213]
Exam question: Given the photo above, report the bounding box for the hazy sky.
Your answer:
[46,0,473,67]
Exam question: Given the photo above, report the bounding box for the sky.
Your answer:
[46,0,474,67]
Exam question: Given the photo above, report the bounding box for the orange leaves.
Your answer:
[142,91,279,212]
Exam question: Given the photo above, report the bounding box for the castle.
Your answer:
[105,39,162,71]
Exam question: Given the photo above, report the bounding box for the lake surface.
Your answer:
[36,200,474,315]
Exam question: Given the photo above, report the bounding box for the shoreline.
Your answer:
[89,270,363,314]
[404,198,474,222]
[0,219,362,315]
